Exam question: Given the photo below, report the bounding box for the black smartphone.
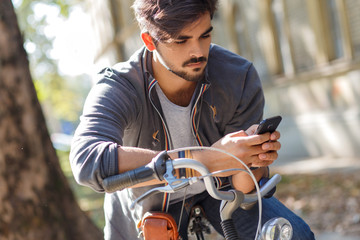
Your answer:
[254,116,282,134]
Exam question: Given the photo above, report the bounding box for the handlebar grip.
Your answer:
[103,166,155,193]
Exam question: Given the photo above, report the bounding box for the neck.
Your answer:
[152,53,197,107]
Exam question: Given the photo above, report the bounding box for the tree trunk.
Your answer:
[0,1,103,239]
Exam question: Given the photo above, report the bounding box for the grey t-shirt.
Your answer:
[156,84,206,204]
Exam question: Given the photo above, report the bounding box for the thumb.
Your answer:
[229,130,248,137]
[246,124,259,135]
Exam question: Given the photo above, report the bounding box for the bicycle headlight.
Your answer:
[260,217,293,240]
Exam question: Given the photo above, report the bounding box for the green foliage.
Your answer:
[13,0,91,134]
[14,0,69,73]
[33,72,90,123]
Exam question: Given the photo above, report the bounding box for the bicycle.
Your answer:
[103,147,293,240]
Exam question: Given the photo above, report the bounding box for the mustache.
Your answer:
[182,57,207,67]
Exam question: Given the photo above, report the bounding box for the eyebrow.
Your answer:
[177,26,213,40]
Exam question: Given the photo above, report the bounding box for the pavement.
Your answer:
[272,156,360,175]
[316,232,359,240]
[271,156,360,240]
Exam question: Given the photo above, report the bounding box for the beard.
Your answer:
[170,66,206,82]
[156,50,207,82]
[175,56,207,82]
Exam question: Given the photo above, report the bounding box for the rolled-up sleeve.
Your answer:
[69,68,139,192]
[70,137,119,192]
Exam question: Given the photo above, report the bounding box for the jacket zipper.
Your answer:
[190,83,208,146]
[148,79,171,150]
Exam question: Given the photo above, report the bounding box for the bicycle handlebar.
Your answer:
[103,151,169,192]
[103,151,280,206]
[103,165,155,192]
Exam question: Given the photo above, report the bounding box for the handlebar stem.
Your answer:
[172,158,235,201]
[220,190,245,221]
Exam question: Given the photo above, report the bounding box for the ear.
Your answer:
[141,32,156,52]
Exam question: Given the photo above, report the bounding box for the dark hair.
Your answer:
[132,0,218,42]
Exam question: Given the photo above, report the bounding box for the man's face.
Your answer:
[154,12,212,82]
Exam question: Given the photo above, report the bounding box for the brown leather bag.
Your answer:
[138,212,179,240]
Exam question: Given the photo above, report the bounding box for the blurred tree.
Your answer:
[0,0,102,239]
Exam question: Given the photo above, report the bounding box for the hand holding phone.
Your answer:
[254,116,282,135]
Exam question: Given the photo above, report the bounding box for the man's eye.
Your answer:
[201,34,210,39]
[175,40,186,44]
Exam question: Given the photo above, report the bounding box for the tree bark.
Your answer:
[0,1,103,239]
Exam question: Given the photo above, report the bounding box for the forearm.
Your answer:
[190,148,246,176]
[117,146,179,188]
[117,146,158,172]
[231,167,268,193]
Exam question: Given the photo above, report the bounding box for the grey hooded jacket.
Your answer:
[70,44,264,239]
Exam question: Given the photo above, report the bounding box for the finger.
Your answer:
[237,145,266,159]
[270,131,281,141]
[245,152,277,167]
[245,133,271,145]
[251,159,274,167]
[258,151,278,161]
[262,141,281,151]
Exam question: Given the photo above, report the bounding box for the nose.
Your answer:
[189,41,204,59]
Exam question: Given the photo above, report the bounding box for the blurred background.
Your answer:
[11,0,360,239]
[86,0,360,162]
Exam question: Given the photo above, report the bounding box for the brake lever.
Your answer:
[162,160,194,188]
[130,159,197,210]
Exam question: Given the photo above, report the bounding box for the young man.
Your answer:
[70,0,314,239]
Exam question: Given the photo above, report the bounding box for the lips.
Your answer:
[186,61,204,68]
[183,57,207,68]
